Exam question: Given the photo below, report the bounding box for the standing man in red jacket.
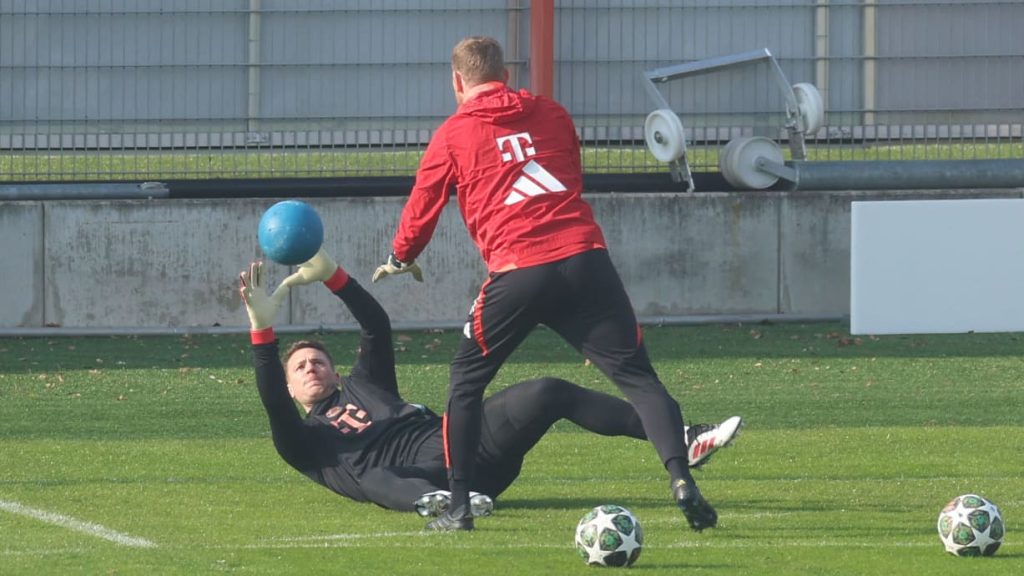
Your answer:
[373,36,719,532]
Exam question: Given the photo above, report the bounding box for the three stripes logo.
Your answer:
[505,160,567,205]
[496,132,567,205]
[690,438,716,461]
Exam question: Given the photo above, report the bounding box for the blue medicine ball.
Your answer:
[257,200,324,265]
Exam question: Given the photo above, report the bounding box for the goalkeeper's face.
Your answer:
[285,347,341,407]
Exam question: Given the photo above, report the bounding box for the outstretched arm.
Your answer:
[281,248,400,396]
[240,262,316,470]
[252,341,316,470]
[333,278,400,396]
[372,134,455,283]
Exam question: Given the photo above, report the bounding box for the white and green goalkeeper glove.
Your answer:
[280,247,340,288]
[372,253,424,283]
[239,261,290,331]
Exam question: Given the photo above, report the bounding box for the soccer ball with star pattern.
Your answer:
[574,504,643,567]
[937,494,1004,557]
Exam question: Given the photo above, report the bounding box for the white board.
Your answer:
[850,198,1024,335]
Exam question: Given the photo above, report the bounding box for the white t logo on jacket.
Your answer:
[496,132,566,205]
[496,133,536,162]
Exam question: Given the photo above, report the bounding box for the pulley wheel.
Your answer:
[719,136,784,190]
[792,83,825,135]
[644,108,686,163]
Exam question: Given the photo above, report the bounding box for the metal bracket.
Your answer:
[755,157,798,184]
[643,48,822,190]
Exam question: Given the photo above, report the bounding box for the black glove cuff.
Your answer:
[389,253,410,268]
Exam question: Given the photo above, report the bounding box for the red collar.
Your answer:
[462,81,508,103]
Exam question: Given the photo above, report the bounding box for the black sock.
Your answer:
[449,481,469,513]
[666,457,692,482]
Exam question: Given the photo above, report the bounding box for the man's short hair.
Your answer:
[283,339,335,367]
[451,36,505,85]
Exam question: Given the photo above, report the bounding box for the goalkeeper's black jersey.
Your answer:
[251,278,444,505]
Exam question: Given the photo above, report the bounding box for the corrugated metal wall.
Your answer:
[0,0,1020,181]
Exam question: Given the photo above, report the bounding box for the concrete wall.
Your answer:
[2,189,1021,333]
[0,203,44,327]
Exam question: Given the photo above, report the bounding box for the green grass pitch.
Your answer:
[0,323,1021,574]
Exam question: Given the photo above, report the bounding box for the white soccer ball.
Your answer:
[937,494,1004,557]
[574,504,643,567]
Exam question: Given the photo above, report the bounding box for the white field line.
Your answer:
[267,530,426,542]
[235,538,965,551]
[0,499,156,549]
[0,547,93,557]
[6,539,1015,555]
[1,504,1017,555]
[3,530,1016,555]
[255,512,796,546]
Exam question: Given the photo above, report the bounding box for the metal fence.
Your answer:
[0,0,1021,183]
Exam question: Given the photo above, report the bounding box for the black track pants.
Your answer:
[444,249,688,490]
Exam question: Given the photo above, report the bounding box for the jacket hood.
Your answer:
[458,85,536,124]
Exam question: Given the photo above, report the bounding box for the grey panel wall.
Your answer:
[875,1,1024,114]
[1,1,1020,153]
[4,188,1023,332]
[257,5,510,126]
[0,1,514,135]
[0,2,249,130]
[558,2,817,119]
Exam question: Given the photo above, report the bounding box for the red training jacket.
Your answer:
[391,83,606,273]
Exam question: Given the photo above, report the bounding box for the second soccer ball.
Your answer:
[574,504,643,568]
[937,493,1004,557]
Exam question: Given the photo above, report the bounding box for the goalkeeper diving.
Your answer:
[239,247,742,516]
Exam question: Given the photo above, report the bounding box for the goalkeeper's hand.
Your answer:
[372,253,424,283]
[280,248,340,288]
[239,261,290,331]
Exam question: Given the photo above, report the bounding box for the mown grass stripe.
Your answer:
[0,499,157,549]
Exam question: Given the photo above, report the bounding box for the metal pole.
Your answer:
[530,0,554,97]
[645,48,772,84]
[815,0,830,109]
[0,182,170,200]
[788,159,1024,191]
[862,0,877,127]
[246,0,262,138]
[507,0,522,88]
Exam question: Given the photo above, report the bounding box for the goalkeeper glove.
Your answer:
[372,253,424,283]
[239,261,290,331]
[280,248,341,288]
